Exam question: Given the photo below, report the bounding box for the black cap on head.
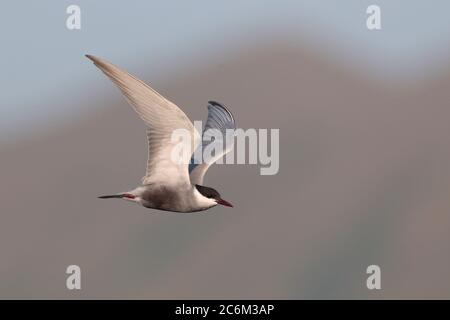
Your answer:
[196,184,233,208]
[195,184,220,200]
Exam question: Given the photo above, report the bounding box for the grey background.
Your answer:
[1,1,450,298]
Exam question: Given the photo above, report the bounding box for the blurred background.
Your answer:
[1,0,450,298]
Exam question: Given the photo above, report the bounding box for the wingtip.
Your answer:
[85,54,115,71]
[208,100,222,107]
[85,54,96,62]
[207,100,235,122]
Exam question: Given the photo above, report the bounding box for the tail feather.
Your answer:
[98,194,124,199]
[98,193,136,199]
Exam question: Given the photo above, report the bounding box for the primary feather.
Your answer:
[85,55,200,187]
[189,101,236,185]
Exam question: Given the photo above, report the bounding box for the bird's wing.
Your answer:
[189,101,236,185]
[86,55,200,186]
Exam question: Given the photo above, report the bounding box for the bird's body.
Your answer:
[87,54,235,212]
[120,184,216,212]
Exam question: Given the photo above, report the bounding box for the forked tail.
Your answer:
[98,193,135,199]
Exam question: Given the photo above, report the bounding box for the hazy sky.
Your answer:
[2,0,450,138]
[2,1,450,299]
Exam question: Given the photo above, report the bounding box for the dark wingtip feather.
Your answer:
[207,100,235,122]
[208,100,222,107]
[85,54,104,67]
[85,54,95,61]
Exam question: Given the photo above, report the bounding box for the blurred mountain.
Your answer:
[1,43,450,299]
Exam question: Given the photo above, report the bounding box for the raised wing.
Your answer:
[86,55,200,186]
[189,101,236,185]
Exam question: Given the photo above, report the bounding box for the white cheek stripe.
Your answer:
[193,188,217,208]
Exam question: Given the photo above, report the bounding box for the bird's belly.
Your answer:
[141,186,201,213]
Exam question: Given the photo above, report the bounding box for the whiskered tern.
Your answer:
[86,55,235,212]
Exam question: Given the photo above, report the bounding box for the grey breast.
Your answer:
[140,185,190,212]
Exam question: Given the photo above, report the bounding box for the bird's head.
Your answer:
[195,185,233,208]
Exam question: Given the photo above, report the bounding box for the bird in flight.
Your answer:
[86,55,235,212]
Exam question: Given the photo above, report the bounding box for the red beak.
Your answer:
[217,198,233,207]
